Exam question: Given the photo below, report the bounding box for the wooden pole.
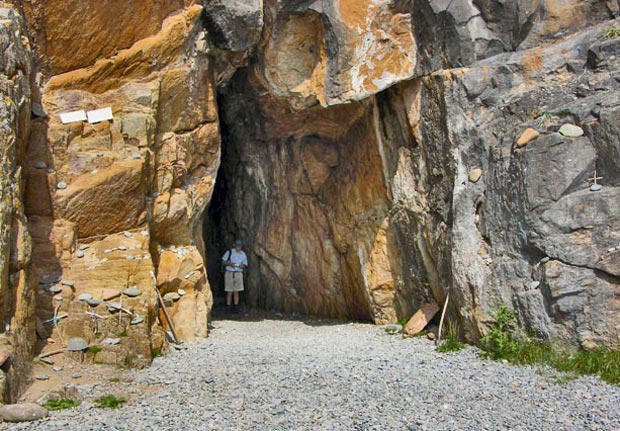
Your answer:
[153,285,180,345]
[436,292,450,346]
[38,349,67,359]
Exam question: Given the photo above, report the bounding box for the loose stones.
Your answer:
[516,128,539,148]
[35,374,49,381]
[61,280,75,287]
[40,275,61,284]
[57,181,68,190]
[76,251,85,258]
[108,302,122,312]
[123,286,142,297]
[78,293,93,301]
[67,337,89,351]
[131,315,144,325]
[101,338,121,345]
[34,161,47,169]
[468,168,483,183]
[178,288,186,296]
[86,298,102,307]
[384,324,403,334]
[559,123,584,137]
[163,292,180,302]
[590,183,602,192]
[530,281,541,290]
[48,285,62,294]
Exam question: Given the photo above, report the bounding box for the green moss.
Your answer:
[43,399,81,411]
[95,395,126,409]
[88,346,102,354]
[151,348,163,358]
[602,26,620,39]
[125,354,138,368]
[108,377,120,383]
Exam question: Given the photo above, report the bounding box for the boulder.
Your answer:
[0,403,48,422]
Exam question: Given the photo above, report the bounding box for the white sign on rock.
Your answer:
[59,110,87,124]
[87,107,114,123]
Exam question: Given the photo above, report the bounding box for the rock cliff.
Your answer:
[0,0,618,402]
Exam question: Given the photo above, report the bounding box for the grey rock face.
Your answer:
[212,4,620,349]
[0,3,36,404]
[203,0,263,52]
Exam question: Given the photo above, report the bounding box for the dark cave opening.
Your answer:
[203,100,234,308]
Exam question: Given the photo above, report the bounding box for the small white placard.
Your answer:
[59,110,87,124]
[86,107,113,124]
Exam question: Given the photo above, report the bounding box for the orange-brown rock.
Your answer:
[23,5,218,360]
[258,1,417,108]
[12,0,195,76]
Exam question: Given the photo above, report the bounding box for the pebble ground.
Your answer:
[8,312,620,430]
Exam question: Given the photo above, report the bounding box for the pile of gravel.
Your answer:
[11,314,620,430]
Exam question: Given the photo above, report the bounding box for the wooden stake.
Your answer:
[436,292,450,346]
[153,284,180,345]
[38,349,67,359]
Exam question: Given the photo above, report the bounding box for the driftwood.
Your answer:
[38,349,66,359]
[436,292,450,346]
[153,285,180,345]
[103,290,121,301]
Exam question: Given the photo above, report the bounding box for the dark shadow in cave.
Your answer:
[203,102,234,311]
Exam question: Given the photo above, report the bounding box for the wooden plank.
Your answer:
[403,303,440,335]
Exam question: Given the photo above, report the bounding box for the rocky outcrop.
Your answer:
[10,0,195,76]
[1,0,620,403]
[21,5,218,376]
[0,5,35,403]
[212,0,620,349]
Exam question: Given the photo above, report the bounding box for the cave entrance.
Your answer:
[203,118,234,311]
[202,68,375,323]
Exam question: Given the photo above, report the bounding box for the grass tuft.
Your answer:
[95,395,126,409]
[43,399,81,411]
[602,26,620,39]
[436,321,466,353]
[437,335,466,353]
[480,303,620,385]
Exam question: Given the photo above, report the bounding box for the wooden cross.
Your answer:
[589,169,603,191]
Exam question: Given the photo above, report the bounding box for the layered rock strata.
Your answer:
[0,0,618,403]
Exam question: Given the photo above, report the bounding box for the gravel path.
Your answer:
[8,314,620,430]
